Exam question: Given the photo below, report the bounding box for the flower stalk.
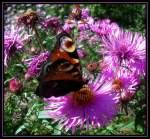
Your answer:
[32,25,45,50]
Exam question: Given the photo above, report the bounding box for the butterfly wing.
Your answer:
[36,59,85,98]
[36,80,84,98]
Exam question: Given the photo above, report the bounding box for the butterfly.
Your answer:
[35,32,86,98]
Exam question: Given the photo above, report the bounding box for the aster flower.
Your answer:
[77,16,94,31]
[63,19,76,33]
[100,28,146,76]
[41,17,61,32]
[42,74,119,133]
[17,10,39,27]
[77,20,89,31]
[112,67,139,93]
[90,19,119,36]
[24,51,50,80]
[63,6,93,32]
[4,26,31,67]
[81,8,90,18]
[70,4,82,21]
[100,65,140,104]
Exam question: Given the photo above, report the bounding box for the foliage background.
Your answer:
[4,4,146,33]
[3,3,147,136]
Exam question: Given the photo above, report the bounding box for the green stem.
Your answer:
[32,26,45,50]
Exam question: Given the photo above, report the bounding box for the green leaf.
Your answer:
[52,129,61,135]
[114,123,125,129]
[121,121,134,129]
[136,91,144,97]
[14,63,25,68]
[4,78,14,85]
[15,123,29,135]
[46,125,53,131]
[38,110,51,119]
[106,126,113,131]
[32,79,38,84]
[42,119,50,124]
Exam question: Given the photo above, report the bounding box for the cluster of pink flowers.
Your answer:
[4,26,31,67]
[41,16,62,33]
[90,19,119,35]
[97,27,146,104]
[40,7,145,133]
[4,5,146,134]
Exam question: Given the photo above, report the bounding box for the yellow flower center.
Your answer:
[112,79,122,91]
[72,84,94,106]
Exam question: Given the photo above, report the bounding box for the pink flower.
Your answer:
[77,20,89,30]
[41,17,61,29]
[78,31,90,42]
[99,64,140,104]
[4,26,31,67]
[91,19,119,35]
[17,10,39,27]
[42,74,119,133]
[81,8,89,18]
[41,17,61,33]
[100,28,146,76]
[63,19,76,33]
[77,16,94,31]
[24,51,50,79]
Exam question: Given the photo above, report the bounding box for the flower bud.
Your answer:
[120,91,135,104]
[86,62,98,73]
[9,78,23,94]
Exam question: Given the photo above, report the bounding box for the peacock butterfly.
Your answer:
[35,32,86,98]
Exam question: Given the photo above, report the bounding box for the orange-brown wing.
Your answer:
[42,59,82,82]
[49,49,79,65]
